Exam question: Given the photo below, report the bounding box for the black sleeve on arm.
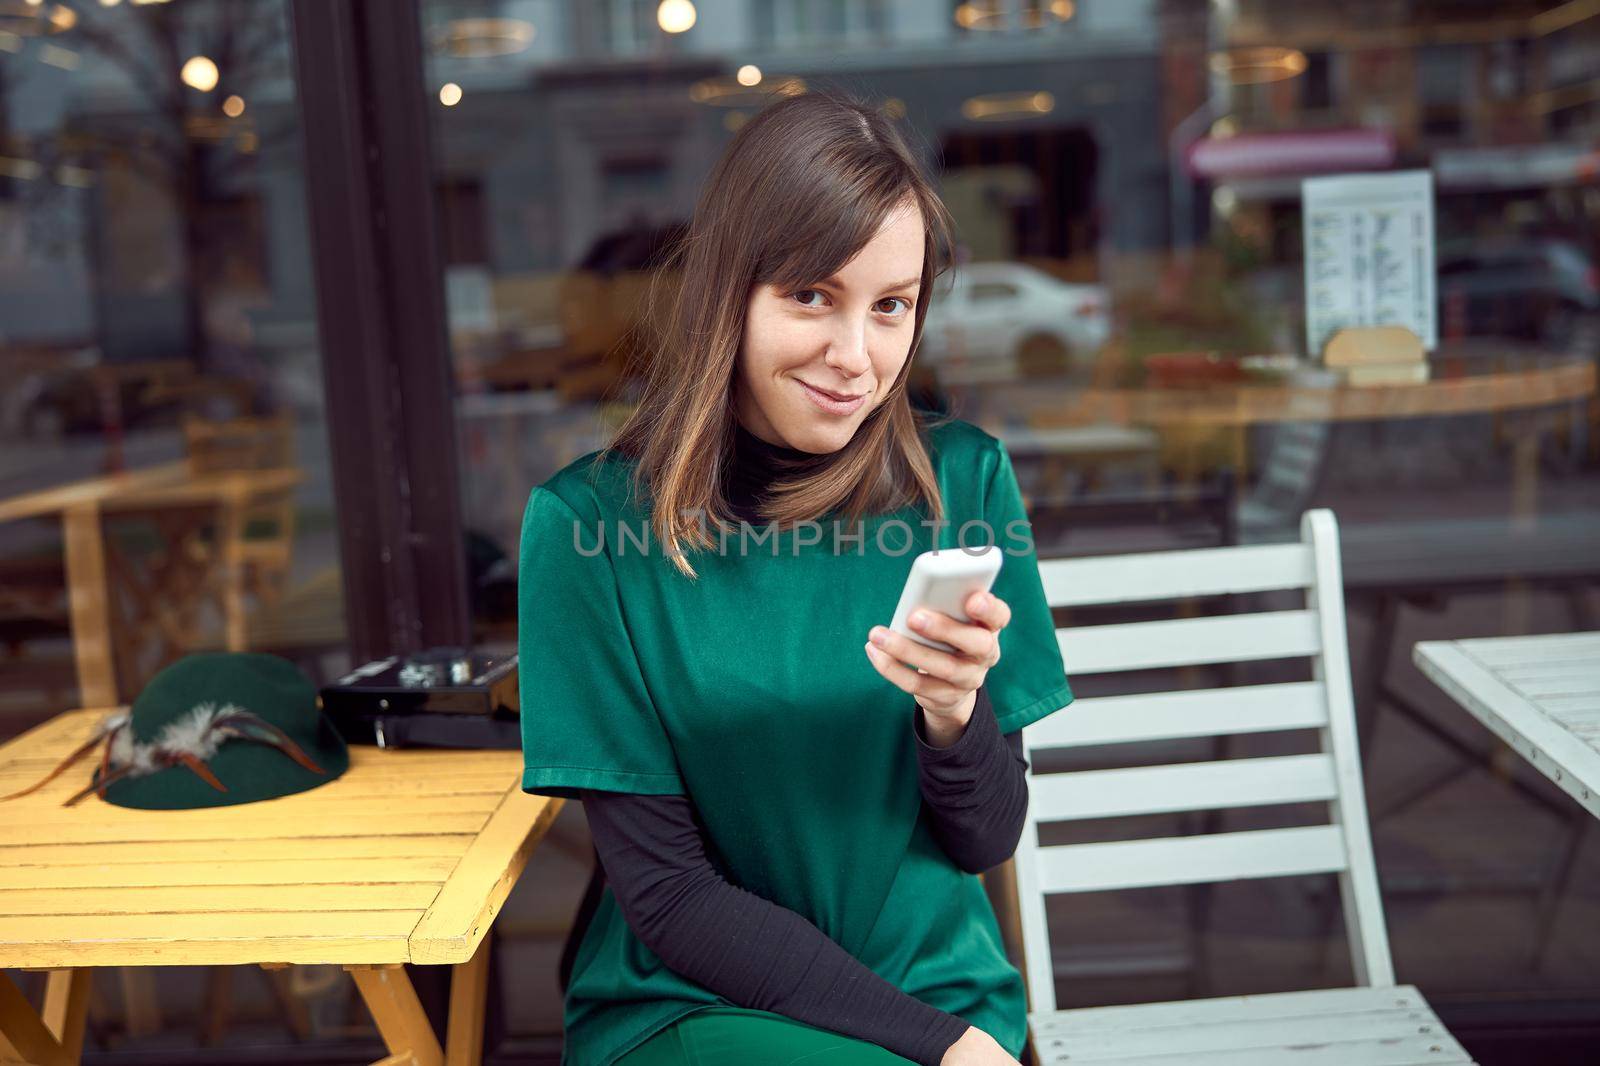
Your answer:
[912,683,1031,874]
[580,789,972,1066]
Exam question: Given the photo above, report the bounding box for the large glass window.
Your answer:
[420,0,1598,1052]
[0,0,346,736]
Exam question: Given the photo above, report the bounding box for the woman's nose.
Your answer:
[823,317,872,378]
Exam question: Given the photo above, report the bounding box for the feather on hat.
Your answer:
[1,653,348,809]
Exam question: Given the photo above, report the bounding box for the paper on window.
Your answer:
[1302,169,1436,356]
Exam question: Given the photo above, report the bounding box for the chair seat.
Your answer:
[1029,984,1476,1065]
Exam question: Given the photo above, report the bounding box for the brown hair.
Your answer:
[597,88,959,579]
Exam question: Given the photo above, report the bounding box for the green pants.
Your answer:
[615,1006,918,1065]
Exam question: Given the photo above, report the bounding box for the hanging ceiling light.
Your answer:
[185,113,254,142]
[690,74,804,107]
[428,17,535,58]
[960,90,1054,121]
[956,0,1074,31]
[1209,46,1308,85]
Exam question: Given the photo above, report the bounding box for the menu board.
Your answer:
[1302,170,1436,356]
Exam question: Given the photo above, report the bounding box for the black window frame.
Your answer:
[289,0,470,663]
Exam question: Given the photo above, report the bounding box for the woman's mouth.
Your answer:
[799,380,866,415]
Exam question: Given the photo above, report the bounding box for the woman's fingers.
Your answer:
[966,590,1012,634]
[864,642,967,703]
[863,591,1012,696]
[867,626,986,690]
[906,609,995,663]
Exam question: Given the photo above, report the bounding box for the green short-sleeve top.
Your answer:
[518,416,1074,1065]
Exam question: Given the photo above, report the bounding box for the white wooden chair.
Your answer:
[1014,509,1478,1065]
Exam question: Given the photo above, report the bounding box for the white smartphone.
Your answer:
[888,545,1004,655]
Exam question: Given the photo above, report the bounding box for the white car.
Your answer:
[919,262,1110,382]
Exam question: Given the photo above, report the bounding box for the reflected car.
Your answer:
[919,262,1111,382]
[1436,237,1600,350]
[5,351,194,439]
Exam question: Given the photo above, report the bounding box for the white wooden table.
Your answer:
[1412,631,1600,820]
[1412,631,1600,972]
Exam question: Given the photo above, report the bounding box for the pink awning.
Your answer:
[1186,128,1397,179]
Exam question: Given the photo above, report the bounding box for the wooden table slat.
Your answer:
[0,882,445,915]
[15,794,504,824]
[0,856,462,891]
[1413,632,1600,821]
[0,708,560,970]
[0,913,423,968]
[0,767,516,794]
[0,813,495,846]
[0,836,476,866]
[411,788,561,965]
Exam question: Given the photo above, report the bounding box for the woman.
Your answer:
[519,90,1074,1066]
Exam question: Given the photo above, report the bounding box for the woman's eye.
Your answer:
[788,290,912,315]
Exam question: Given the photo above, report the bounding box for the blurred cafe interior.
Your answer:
[0,0,1597,1062]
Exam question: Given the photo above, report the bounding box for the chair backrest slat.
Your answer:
[1032,752,1337,822]
[1059,609,1321,674]
[183,413,295,473]
[1027,680,1329,748]
[1029,824,1350,894]
[1039,541,1312,606]
[1013,509,1395,1016]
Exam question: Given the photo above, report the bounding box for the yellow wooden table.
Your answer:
[0,462,305,707]
[0,707,559,1066]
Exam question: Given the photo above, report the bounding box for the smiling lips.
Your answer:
[805,383,863,402]
[799,380,868,415]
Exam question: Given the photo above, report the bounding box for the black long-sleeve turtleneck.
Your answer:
[720,419,828,524]
[576,420,1030,1065]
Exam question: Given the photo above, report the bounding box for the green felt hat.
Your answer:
[0,652,351,811]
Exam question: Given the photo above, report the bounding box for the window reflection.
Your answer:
[0,0,345,731]
[425,0,1598,589]
[423,0,1600,1050]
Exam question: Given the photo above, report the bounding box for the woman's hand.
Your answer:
[940,1025,1022,1066]
[864,589,1010,727]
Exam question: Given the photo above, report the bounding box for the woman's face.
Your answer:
[735,199,925,454]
